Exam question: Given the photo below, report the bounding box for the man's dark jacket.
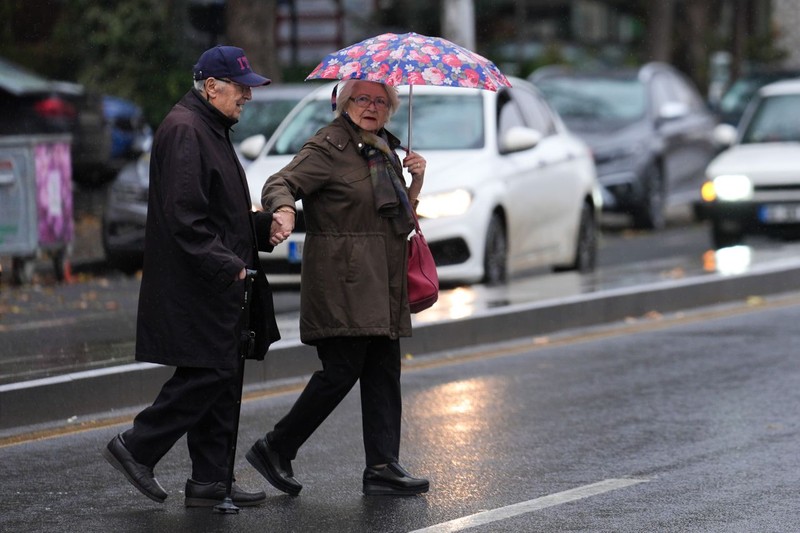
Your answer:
[136,89,279,368]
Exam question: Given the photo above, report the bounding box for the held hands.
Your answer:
[269,207,295,246]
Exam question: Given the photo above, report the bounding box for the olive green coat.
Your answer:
[262,116,412,345]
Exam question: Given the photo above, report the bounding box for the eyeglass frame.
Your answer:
[349,95,389,110]
[213,77,251,94]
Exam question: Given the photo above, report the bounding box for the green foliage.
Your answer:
[50,0,191,126]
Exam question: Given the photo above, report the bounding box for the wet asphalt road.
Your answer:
[1,292,799,532]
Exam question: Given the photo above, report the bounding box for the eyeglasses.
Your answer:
[350,95,389,110]
[215,78,251,94]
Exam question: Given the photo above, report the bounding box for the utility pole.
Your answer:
[442,0,475,49]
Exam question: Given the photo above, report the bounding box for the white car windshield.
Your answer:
[270,93,484,155]
[740,94,800,144]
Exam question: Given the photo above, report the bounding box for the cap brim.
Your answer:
[229,72,272,87]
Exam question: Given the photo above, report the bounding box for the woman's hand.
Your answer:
[403,152,426,179]
[270,207,295,246]
[403,152,426,206]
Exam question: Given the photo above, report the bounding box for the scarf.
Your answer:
[359,129,415,235]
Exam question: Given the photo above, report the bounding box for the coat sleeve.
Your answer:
[261,131,340,210]
[155,122,244,290]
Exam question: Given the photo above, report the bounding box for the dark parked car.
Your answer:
[0,57,112,185]
[102,95,151,171]
[531,62,719,229]
[101,84,314,273]
[712,69,800,126]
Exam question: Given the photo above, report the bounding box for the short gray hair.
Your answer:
[334,80,400,118]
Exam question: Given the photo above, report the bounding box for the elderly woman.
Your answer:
[246,79,429,496]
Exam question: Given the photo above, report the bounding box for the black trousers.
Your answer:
[268,336,402,466]
[122,366,238,482]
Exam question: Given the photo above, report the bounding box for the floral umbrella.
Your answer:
[306,31,512,151]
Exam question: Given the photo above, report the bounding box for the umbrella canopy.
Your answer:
[306,32,511,91]
[306,32,511,152]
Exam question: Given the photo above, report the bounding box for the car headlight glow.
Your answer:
[707,174,753,202]
[416,189,472,219]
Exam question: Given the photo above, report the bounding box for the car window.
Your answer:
[740,94,800,143]
[509,86,555,135]
[536,76,645,126]
[388,93,485,150]
[271,99,333,155]
[270,93,485,155]
[231,99,302,144]
[497,91,525,141]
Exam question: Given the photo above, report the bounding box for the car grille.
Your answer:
[429,238,470,266]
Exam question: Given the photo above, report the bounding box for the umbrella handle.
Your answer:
[407,85,413,154]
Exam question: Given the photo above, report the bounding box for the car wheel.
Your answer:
[711,218,744,249]
[11,256,35,285]
[554,201,597,273]
[482,213,507,285]
[631,162,666,230]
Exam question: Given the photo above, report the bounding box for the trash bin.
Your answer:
[0,134,73,284]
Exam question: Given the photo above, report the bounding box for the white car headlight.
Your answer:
[416,189,472,219]
[707,174,753,201]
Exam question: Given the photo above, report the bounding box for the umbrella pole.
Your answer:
[407,84,413,154]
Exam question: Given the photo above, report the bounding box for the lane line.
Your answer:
[409,478,649,533]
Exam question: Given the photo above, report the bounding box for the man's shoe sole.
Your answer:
[245,446,301,496]
[184,496,266,507]
[102,446,167,503]
[363,481,430,496]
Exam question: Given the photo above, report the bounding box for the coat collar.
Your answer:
[180,88,238,137]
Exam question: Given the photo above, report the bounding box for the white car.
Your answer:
[701,78,800,248]
[243,77,602,285]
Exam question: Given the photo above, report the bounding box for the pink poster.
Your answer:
[34,141,73,246]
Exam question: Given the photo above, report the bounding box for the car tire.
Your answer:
[711,218,744,249]
[11,256,35,285]
[554,201,597,273]
[632,162,666,230]
[482,213,507,285]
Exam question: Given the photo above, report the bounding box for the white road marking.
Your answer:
[408,478,649,533]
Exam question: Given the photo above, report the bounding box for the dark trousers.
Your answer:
[268,336,402,466]
[122,366,238,482]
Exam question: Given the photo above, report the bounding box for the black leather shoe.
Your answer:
[363,463,429,495]
[184,479,267,507]
[245,437,302,495]
[102,433,167,503]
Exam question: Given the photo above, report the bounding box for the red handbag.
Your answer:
[407,212,439,313]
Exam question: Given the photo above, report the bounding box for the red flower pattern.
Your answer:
[306,32,510,90]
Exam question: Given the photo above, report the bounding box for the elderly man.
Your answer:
[102,45,282,508]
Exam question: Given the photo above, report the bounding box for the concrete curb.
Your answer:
[3,259,800,432]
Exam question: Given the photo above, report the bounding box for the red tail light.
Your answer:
[34,97,77,119]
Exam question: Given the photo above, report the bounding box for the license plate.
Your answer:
[288,241,303,263]
[759,203,800,223]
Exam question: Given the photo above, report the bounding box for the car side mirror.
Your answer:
[658,101,690,122]
[500,126,542,153]
[712,123,737,148]
[239,134,266,160]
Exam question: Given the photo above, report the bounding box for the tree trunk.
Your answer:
[683,0,713,91]
[225,0,281,83]
[647,0,674,62]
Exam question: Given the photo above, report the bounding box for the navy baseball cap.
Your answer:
[193,45,271,87]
